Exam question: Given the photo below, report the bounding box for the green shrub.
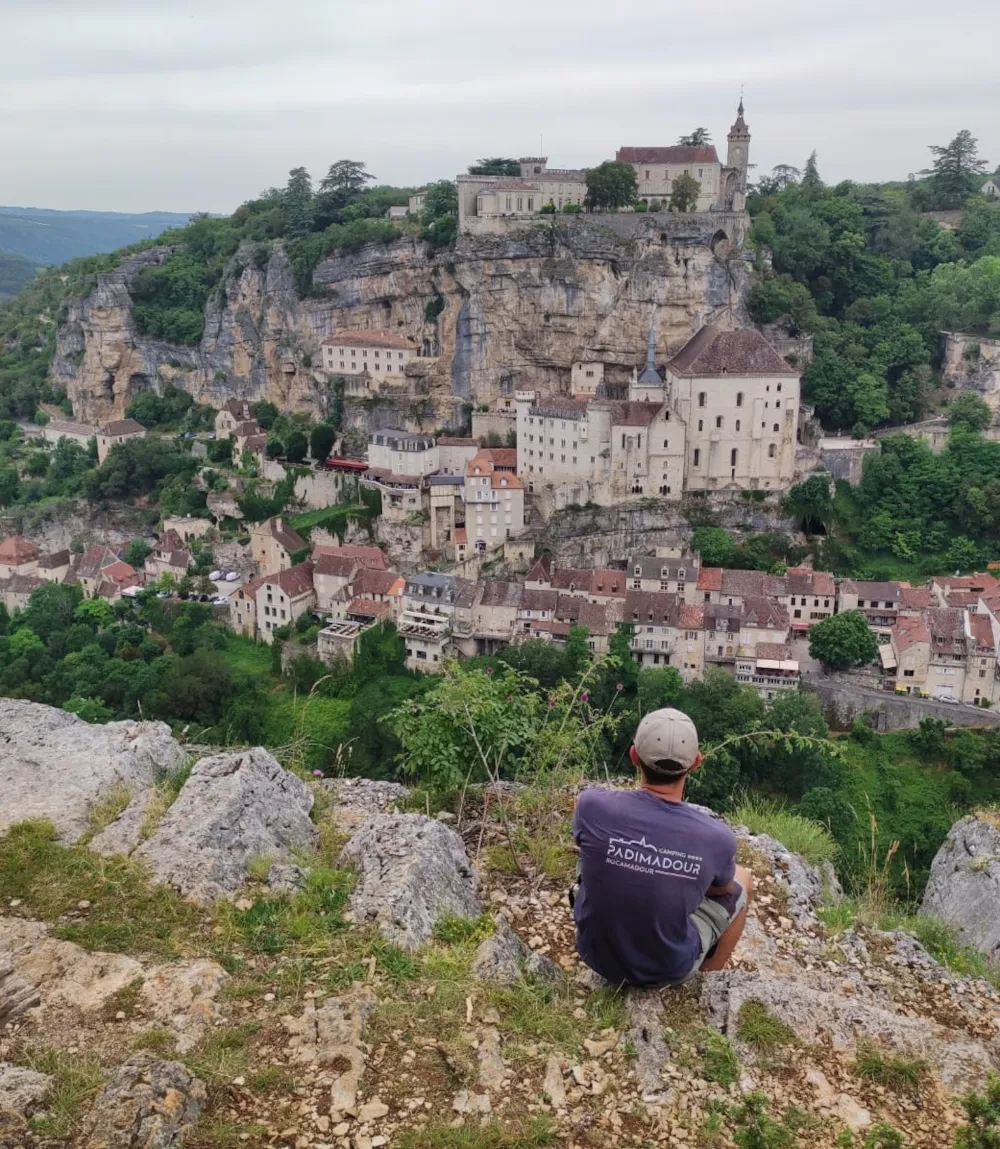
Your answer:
[735,1000,797,1053]
[730,795,837,865]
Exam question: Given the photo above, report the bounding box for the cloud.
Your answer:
[1,0,997,211]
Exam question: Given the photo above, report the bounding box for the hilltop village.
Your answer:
[2,104,999,725]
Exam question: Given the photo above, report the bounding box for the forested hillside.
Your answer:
[748,133,1000,435]
[0,205,191,266]
[0,251,40,298]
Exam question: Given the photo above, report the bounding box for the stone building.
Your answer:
[516,322,800,512]
[215,400,255,438]
[321,331,419,384]
[256,563,316,644]
[457,158,587,226]
[250,517,306,576]
[96,418,146,464]
[616,100,751,212]
[0,535,39,579]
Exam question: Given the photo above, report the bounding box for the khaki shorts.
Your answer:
[672,880,748,985]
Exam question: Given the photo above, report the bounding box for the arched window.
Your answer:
[768,444,777,458]
[698,392,706,407]
[730,448,738,467]
[736,392,744,407]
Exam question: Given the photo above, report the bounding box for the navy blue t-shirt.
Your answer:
[571,787,737,986]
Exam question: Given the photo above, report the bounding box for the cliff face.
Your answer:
[54,212,750,425]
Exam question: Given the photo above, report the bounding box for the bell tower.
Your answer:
[723,97,751,211]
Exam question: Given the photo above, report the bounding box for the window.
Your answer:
[730,448,738,466]
[527,198,534,210]
[698,420,703,432]
[716,416,723,428]
[735,419,741,431]
[693,448,701,466]
[776,383,782,392]
[775,400,780,409]
[645,169,650,179]
[517,197,523,210]
[663,439,669,448]
[698,392,706,407]
[773,423,779,432]
[736,392,744,407]
[768,443,776,458]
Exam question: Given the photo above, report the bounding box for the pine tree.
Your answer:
[921,130,989,209]
[282,167,314,237]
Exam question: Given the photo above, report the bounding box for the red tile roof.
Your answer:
[610,400,663,427]
[785,567,836,597]
[520,588,558,612]
[616,145,720,165]
[969,613,995,652]
[756,642,791,660]
[696,567,723,592]
[895,615,930,653]
[264,561,316,600]
[625,589,676,624]
[347,597,393,619]
[314,554,360,579]
[312,544,387,570]
[677,604,705,629]
[322,330,417,351]
[526,556,551,584]
[666,326,797,377]
[351,567,402,597]
[261,517,306,554]
[899,586,932,611]
[0,535,39,565]
[100,418,145,436]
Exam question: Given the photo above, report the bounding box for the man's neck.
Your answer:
[639,777,687,804]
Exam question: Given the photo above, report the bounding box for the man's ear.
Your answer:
[629,745,641,770]
[688,752,704,774]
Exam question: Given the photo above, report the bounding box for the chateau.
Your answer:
[457,101,751,225]
[516,322,801,511]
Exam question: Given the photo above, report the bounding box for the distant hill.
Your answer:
[0,251,41,298]
[0,206,194,267]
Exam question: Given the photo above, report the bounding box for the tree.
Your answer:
[783,475,833,534]
[282,167,314,238]
[124,538,150,569]
[309,423,336,462]
[669,173,702,214]
[467,158,521,176]
[285,430,308,464]
[771,164,801,189]
[677,128,712,146]
[585,162,637,211]
[691,525,738,567]
[251,400,279,429]
[801,151,823,192]
[314,160,375,226]
[808,611,878,671]
[921,130,989,209]
[948,392,993,433]
[265,435,284,460]
[421,180,459,248]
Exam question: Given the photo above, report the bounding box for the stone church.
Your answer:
[616,100,752,212]
[515,315,800,515]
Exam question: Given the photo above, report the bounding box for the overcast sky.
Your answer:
[3,0,998,214]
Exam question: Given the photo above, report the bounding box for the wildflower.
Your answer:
[313,769,324,777]
[616,682,624,692]
[581,692,590,703]
[549,698,558,708]
[486,666,494,675]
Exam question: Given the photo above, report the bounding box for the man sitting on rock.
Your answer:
[571,707,752,987]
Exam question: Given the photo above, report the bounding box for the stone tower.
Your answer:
[630,317,664,402]
[722,98,751,211]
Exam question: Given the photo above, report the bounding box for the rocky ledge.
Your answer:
[1,702,999,1147]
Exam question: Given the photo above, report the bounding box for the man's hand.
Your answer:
[706,881,734,896]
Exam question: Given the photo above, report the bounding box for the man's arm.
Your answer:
[705,846,738,896]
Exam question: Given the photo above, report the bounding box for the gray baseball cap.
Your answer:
[633,708,700,773]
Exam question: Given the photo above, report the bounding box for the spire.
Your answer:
[637,315,663,387]
[729,94,749,139]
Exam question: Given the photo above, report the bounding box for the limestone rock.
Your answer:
[470,917,560,985]
[0,953,40,1023]
[89,788,157,857]
[0,920,226,1051]
[452,1089,491,1115]
[134,748,318,903]
[542,1056,566,1108]
[626,989,671,1102]
[0,698,182,842]
[701,968,996,1091]
[340,813,482,950]
[921,814,1000,958]
[81,1054,205,1149]
[0,1063,51,1115]
[0,917,143,1013]
[266,862,311,893]
[324,777,409,835]
[733,826,841,927]
[478,1027,505,1091]
[139,961,229,1053]
[282,988,376,1116]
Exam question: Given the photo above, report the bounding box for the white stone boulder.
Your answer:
[0,699,183,842]
[133,747,318,903]
[340,813,482,950]
[921,814,1000,958]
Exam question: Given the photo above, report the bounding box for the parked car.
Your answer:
[225,571,239,582]
[209,570,223,581]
